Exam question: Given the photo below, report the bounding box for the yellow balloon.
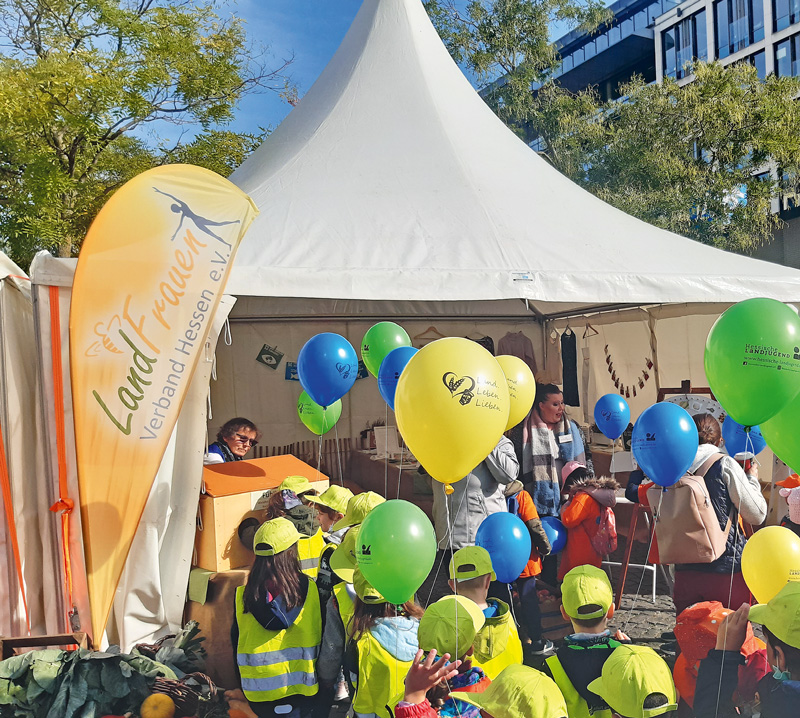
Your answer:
[495,355,536,431]
[741,526,800,603]
[395,337,510,485]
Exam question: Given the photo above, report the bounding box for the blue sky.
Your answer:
[177,1,577,140]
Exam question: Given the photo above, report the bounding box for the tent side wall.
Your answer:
[29,252,233,649]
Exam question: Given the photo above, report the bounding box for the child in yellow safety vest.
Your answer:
[542,565,631,718]
[402,659,568,718]
[317,566,422,718]
[447,546,523,679]
[395,595,491,718]
[231,517,322,718]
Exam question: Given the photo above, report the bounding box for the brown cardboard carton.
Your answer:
[193,455,328,572]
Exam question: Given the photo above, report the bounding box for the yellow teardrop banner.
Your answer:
[69,165,258,644]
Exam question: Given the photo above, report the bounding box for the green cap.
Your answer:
[456,665,567,718]
[306,485,354,515]
[587,645,678,718]
[331,491,385,532]
[330,526,360,582]
[418,595,485,660]
[561,565,613,620]
[279,475,317,497]
[449,546,496,581]
[354,566,386,604]
[253,517,301,557]
[749,581,800,648]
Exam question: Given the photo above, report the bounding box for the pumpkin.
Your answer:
[140,694,176,718]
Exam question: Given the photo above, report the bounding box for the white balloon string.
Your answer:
[334,422,344,487]
[384,403,389,499]
[397,442,404,500]
[623,490,663,632]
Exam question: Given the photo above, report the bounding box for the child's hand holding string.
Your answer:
[403,649,462,705]
[715,603,750,653]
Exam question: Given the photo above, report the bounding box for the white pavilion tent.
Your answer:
[13,0,800,646]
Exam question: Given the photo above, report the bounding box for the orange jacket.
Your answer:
[516,490,544,578]
[558,492,604,580]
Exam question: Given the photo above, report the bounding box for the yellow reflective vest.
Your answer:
[472,598,523,680]
[545,655,612,718]
[335,586,414,718]
[298,528,326,579]
[235,581,322,703]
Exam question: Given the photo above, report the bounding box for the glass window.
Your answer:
[595,33,608,52]
[608,24,621,45]
[621,16,634,37]
[561,53,574,72]
[773,0,800,32]
[697,10,708,61]
[635,9,650,30]
[775,33,800,76]
[715,0,765,57]
[750,49,767,78]
[663,10,709,78]
[584,39,596,59]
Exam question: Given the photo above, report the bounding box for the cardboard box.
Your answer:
[194,455,328,572]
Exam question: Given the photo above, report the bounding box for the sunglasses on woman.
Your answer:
[234,433,258,447]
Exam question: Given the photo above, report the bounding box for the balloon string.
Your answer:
[397,443,404,500]
[334,422,344,487]
[384,403,389,499]
[316,431,323,482]
[623,491,664,633]
[426,481,469,608]
[715,484,747,718]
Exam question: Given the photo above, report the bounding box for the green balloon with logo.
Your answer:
[297,391,342,435]
[356,499,436,604]
[704,298,800,426]
[361,321,411,377]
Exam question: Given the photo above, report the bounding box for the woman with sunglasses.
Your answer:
[204,417,261,464]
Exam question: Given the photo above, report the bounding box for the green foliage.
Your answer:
[0,647,175,717]
[531,63,800,252]
[0,1,291,268]
[424,0,609,137]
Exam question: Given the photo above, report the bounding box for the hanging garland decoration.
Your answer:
[604,344,654,399]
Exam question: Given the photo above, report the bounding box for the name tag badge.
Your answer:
[558,434,573,444]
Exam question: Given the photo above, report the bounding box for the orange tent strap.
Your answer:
[49,285,75,625]
[0,417,30,632]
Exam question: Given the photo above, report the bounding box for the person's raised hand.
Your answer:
[403,649,462,705]
[715,603,750,652]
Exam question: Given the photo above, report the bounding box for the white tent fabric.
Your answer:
[228,0,800,309]
[28,252,235,649]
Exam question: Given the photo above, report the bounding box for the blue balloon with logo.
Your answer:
[594,394,631,440]
[297,333,358,408]
[476,512,532,583]
[632,402,698,487]
[722,417,766,457]
[541,516,567,554]
[377,346,418,410]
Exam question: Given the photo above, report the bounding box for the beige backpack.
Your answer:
[645,453,732,565]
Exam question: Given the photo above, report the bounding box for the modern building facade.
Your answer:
[541,0,800,267]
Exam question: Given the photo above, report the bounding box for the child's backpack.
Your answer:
[645,453,730,565]
[590,505,618,556]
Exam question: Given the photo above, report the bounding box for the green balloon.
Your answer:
[297,391,342,435]
[361,322,411,377]
[704,298,800,426]
[762,389,800,472]
[356,499,436,604]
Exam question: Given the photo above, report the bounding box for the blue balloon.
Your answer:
[475,512,532,583]
[594,394,631,440]
[721,417,766,458]
[632,402,698,487]
[297,333,358,408]
[377,346,418,410]
[541,516,567,554]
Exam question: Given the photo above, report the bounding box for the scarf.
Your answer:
[439,667,488,718]
[521,408,575,517]
[209,440,239,462]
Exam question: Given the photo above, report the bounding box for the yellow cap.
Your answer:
[456,665,568,718]
[587,645,678,717]
[418,595,485,660]
[561,565,613,620]
[279,475,317,497]
[449,546,496,582]
[253,517,301,557]
[354,566,386,604]
[306,485,354,515]
[331,491,385,532]
[749,581,800,649]
[330,526,360,582]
